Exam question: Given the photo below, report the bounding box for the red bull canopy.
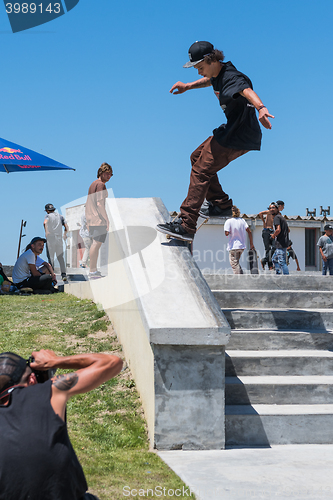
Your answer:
[0,137,75,173]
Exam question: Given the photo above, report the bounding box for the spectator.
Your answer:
[258,203,275,270]
[85,163,113,279]
[317,224,333,275]
[224,206,255,274]
[287,243,301,271]
[0,263,10,283]
[79,212,92,268]
[44,203,68,282]
[12,237,57,292]
[276,200,285,213]
[270,203,290,275]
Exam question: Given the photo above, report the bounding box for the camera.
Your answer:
[27,356,57,383]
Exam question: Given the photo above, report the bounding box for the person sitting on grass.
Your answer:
[0,349,123,500]
[0,262,10,283]
[11,236,57,292]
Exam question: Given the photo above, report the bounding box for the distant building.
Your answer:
[193,213,333,273]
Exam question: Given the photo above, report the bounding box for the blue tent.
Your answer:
[0,137,75,173]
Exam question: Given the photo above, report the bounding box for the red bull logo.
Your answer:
[0,152,32,161]
[0,147,23,154]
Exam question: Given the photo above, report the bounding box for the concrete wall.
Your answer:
[66,197,230,450]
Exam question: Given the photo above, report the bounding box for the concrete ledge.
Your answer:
[66,197,230,450]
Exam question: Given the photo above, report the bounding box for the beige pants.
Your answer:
[229,249,244,274]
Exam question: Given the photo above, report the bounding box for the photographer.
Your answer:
[0,349,123,500]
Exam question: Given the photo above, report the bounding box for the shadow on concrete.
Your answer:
[223,309,329,332]
[225,404,271,448]
[65,273,87,282]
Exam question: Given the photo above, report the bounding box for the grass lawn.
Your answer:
[0,293,196,499]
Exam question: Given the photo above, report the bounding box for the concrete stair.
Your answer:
[205,273,333,446]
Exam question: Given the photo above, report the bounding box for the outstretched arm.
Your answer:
[170,77,211,94]
[240,88,274,130]
[30,349,123,420]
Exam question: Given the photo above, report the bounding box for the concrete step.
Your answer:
[222,308,333,331]
[225,404,333,445]
[226,350,333,376]
[227,329,333,350]
[225,375,333,405]
[214,290,333,309]
[205,273,333,291]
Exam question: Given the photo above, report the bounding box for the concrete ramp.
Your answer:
[66,198,230,450]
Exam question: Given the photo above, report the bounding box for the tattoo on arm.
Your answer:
[52,373,79,391]
[192,79,211,89]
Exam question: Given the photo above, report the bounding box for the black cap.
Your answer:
[276,200,285,206]
[0,352,27,393]
[268,202,279,209]
[45,203,55,211]
[183,41,214,68]
[30,237,46,245]
[324,224,333,231]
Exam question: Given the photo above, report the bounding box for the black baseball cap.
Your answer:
[183,41,214,68]
[45,203,55,211]
[30,237,46,245]
[324,224,333,231]
[268,202,279,209]
[276,200,285,206]
[0,352,28,393]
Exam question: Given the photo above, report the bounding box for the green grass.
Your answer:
[0,294,195,499]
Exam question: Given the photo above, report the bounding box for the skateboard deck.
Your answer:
[248,249,259,274]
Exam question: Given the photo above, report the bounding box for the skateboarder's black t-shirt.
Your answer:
[210,61,262,151]
[273,214,289,249]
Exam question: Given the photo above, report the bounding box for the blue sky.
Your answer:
[1,0,332,264]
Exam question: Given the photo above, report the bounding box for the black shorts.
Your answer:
[89,225,107,243]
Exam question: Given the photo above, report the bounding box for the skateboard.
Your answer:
[159,216,209,254]
[248,249,259,274]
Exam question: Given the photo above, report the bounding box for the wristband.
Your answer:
[258,105,266,111]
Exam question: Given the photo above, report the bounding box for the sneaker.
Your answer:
[88,270,104,280]
[156,221,194,242]
[61,273,67,282]
[16,287,33,295]
[199,201,232,218]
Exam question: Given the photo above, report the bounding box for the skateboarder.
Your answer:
[157,41,274,242]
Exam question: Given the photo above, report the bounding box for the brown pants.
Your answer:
[180,136,248,233]
[229,249,244,274]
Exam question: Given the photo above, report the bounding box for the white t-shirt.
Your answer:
[45,212,66,238]
[12,249,45,283]
[224,217,248,251]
